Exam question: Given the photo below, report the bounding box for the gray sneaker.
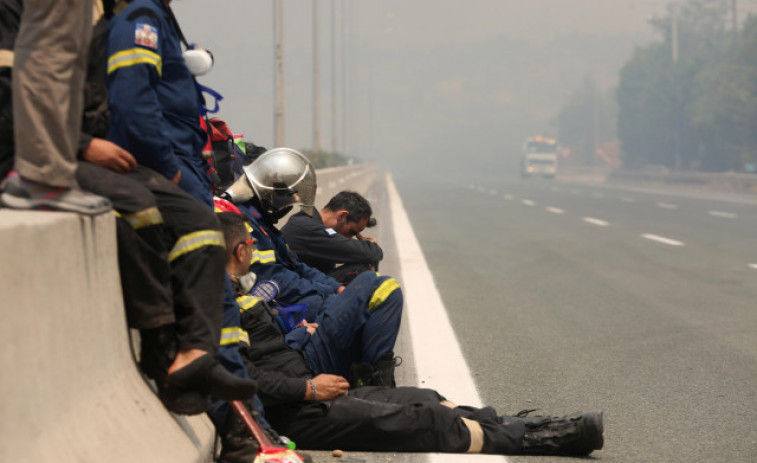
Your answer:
[1,172,111,215]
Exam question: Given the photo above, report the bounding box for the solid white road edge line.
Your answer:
[386,173,508,462]
[641,233,685,246]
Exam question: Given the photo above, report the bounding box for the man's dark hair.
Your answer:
[323,191,375,226]
[217,212,250,260]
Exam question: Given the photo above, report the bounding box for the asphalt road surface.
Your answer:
[388,169,757,463]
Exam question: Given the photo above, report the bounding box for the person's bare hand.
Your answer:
[171,169,182,184]
[296,319,319,335]
[83,138,137,173]
[356,234,377,243]
[337,285,346,294]
[311,374,349,400]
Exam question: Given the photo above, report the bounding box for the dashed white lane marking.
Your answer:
[642,233,685,246]
[546,207,564,214]
[583,217,609,227]
[657,202,678,210]
[477,186,486,193]
[503,194,514,200]
[749,264,757,270]
[489,189,498,196]
[621,197,635,203]
[709,210,738,219]
[522,199,535,206]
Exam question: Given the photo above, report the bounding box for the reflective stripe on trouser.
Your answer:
[279,386,526,454]
[303,271,403,377]
[78,164,226,350]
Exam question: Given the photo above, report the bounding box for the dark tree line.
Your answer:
[553,0,757,172]
[617,0,757,172]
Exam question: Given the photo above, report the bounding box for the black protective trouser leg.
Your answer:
[77,163,225,352]
[275,386,524,454]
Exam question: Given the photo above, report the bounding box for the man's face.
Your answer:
[334,216,369,239]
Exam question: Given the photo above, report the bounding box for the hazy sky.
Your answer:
[173,0,753,171]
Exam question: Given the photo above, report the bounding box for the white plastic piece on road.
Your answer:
[641,233,685,246]
[386,174,508,463]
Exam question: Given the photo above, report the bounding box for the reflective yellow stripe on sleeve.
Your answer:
[220,327,248,346]
[251,249,276,265]
[236,295,262,314]
[368,277,401,312]
[121,207,163,230]
[107,47,162,76]
[168,230,225,263]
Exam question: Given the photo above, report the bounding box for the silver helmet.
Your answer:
[241,148,316,212]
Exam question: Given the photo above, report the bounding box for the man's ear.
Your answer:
[336,210,350,222]
[233,243,246,263]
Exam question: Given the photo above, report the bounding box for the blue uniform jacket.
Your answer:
[106,0,207,182]
[237,203,342,318]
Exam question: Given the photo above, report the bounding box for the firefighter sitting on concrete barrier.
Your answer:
[0,0,257,414]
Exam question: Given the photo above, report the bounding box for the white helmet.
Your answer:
[239,148,316,212]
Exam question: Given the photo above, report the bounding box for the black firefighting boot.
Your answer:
[218,401,259,463]
[374,352,401,388]
[139,324,177,381]
[164,353,258,403]
[499,410,604,456]
[349,353,402,388]
[140,325,211,415]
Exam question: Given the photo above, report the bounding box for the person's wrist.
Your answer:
[308,378,317,400]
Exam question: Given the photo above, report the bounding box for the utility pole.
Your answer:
[341,0,348,156]
[312,0,321,151]
[671,1,679,63]
[273,0,285,147]
[330,0,338,153]
[671,1,681,169]
[732,0,739,38]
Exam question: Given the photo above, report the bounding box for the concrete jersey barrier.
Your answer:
[0,210,214,463]
[0,165,377,463]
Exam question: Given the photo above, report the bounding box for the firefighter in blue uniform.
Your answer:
[106,0,263,446]
[222,148,404,386]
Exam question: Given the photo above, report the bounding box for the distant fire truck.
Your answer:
[521,136,558,179]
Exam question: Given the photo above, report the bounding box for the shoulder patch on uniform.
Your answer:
[325,227,338,236]
[134,23,158,49]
